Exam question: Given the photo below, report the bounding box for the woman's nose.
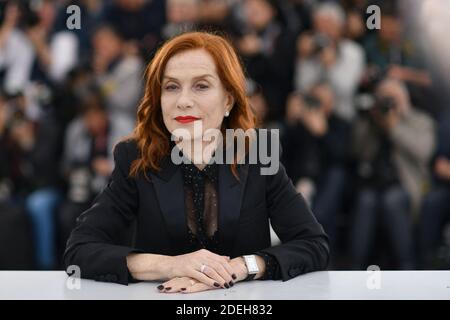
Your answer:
[176,89,194,110]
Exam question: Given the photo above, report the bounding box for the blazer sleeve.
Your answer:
[257,162,330,281]
[63,141,144,285]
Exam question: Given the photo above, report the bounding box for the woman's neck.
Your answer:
[176,138,219,170]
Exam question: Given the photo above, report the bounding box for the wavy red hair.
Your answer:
[129,31,256,179]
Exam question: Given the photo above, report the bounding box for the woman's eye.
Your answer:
[196,84,209,90]
[165,84,178,90]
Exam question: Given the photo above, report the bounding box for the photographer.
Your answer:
[0,0,76,91]
[363,1,432,113]
[90,24,144,123]
[349,78,435,270]
[230,0,297,122]
[282,83,350,258]
[0,93,35,269]
[102,0,165,60]
[0,1,35,93]
[57,89,134,264]
[419,111,450,269]
[0,93,12,201]
[0,89,62,270]
[294,2,365,123]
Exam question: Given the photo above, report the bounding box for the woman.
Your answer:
[64,31,329,293]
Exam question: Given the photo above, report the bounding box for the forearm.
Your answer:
[126,253,174,281]
[399,67,432,87]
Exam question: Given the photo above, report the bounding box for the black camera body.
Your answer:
[312,33,332,55]
[303,94,321,110]
[355,93,397,115]
[374,96,397,115]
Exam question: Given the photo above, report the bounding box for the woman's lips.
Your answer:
[175,116,201,124]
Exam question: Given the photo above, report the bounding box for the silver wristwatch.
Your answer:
[243,255,259,280]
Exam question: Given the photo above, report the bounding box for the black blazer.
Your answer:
[64,136,330,285]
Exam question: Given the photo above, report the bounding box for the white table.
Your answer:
[0,271,449,300]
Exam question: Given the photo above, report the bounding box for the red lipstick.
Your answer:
[174,116,200,124]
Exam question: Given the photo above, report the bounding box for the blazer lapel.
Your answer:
[217,163,249,255]
[149,154,250,256]
[149,157,190,253]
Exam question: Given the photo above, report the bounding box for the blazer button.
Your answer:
[110,275,118,282]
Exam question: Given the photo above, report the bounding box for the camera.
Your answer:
[374,96,396,115]
[312,33,332,55]
[303,94,321,110]
[354,93,397,115]
[354,93,375,112]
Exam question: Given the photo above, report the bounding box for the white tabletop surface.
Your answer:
[0,271,449,300]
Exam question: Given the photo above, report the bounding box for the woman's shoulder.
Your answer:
[113,138,139,164]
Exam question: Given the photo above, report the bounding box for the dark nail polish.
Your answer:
[229,281,234,287]
[157,285,164,290]
[232,274,237,280]
[181,288,186,291]
[224,283,230,289]
[165,287,172,291]
[213,282,220,287]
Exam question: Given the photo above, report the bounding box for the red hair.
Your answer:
[129,31,256,179]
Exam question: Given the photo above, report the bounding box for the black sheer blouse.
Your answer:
[181,162,220,252]
[180,162,280,280]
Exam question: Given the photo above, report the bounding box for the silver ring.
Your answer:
[200,264,207,273]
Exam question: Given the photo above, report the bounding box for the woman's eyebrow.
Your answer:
[163,74,217,81]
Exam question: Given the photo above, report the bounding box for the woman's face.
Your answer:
[161,49,234,141]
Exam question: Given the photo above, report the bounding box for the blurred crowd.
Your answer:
[0,0,449,272]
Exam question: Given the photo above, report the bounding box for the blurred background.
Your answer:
[0,0,449,272]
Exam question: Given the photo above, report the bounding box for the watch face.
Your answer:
[244,255,259,274]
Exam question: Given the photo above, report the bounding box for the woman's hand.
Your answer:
[157,256,263,294]
[167,249,237,288]
[158,258,246,294]
[157,277,218,294]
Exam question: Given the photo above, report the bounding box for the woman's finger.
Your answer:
[158,277,192,293]
[189,270,221,288]
[206,255,236,283]
[205,259,233,287]
[200,263,228,288]
[183,282,215,294]
[217,259,237,282]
